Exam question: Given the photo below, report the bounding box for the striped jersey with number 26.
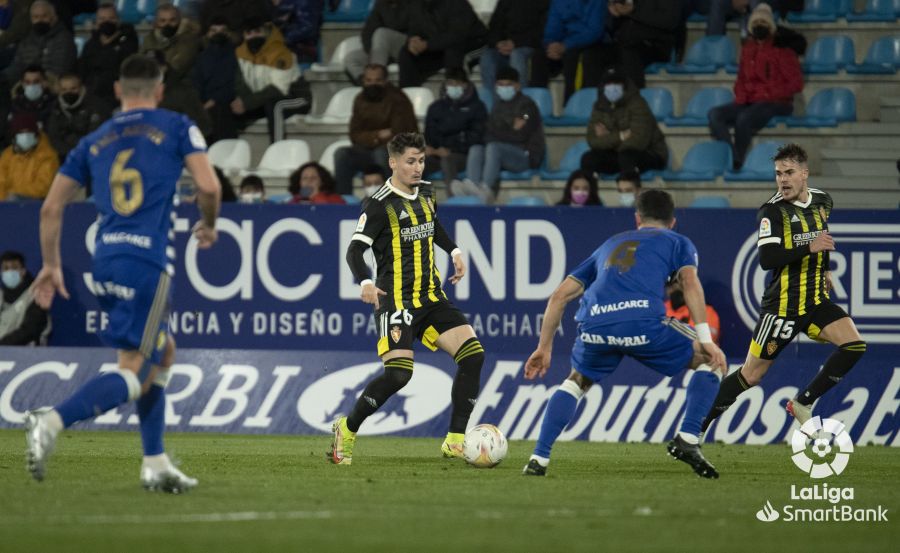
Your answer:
[756,188,833,317]
[59,108,206,275]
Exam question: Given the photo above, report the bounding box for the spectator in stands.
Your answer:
[238,174,266,203]
[556,169,602,206]
[141,3,202,86]
[362,163,386,197]
[612,0,684,89]
[9,65,55,127]
[345,0,412,84]
[397,0,487,87]
[452,66,544,203]
[0,250,50,345]
[691,0,784,38]
[708,3,803,170]
[615,168,641,206]
[3,0,76,83]
[145,49,212,138]
[78,2,139,112]
[0,0,32,72]
[46,73,109,161]
[0,112,58,200]
[270,0,325,64]
[334,63,418,195]
[533,0,606,101]
[580,68,668,178]
[200,0,272,37]
[480,0,549,100]
[194,17,240,142]
[666,279,721,344]
[215,166,238,202]
[232,17,305,142]
[288,161,346,204]
[424,67,486,189]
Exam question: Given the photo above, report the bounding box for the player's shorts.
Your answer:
[375,301,469,357]
[749,300,848,360]
[92,257,171,365]
[571,318,696,383]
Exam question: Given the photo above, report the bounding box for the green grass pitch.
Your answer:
[1,430,896,552]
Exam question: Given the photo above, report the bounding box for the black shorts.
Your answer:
[749,300,848,360]
[375,302,469,356]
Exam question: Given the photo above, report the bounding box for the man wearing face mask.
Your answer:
[708,2,804,170]
[615,169,641,207]
[78,2,139,111]
[2,0,75,83]
[47,73,110,162]
[0,251,50,345]
[361,165,387,198]
[424,67,487,189]
[238,175,267,204]
[140,3,201,86]
[9,65,55,127]
[0,112,59,200]
[334,63,418,195]
[580,68,668,179]
[193,17,241,142]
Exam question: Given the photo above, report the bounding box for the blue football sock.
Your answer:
[137,384,166,456]
[55,371,134,428]
[679,368,721,437]
[534,380,582,459]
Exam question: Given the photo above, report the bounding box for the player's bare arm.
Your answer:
[525,276,584,380]
[33,174,82,308]
[185,152,221,249]
[678,266,726,374]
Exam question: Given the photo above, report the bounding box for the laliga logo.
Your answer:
[297,362,452,435]
[790,416,854,479]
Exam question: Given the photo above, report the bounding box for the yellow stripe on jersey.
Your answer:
[795,207,810,316]
[418,196,442,303]
[386,204,405,310]
[811,209,825,302]
[778,208,791,316]
[403,200,424,308]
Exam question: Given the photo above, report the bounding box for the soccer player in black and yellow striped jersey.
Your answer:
[701,143,866,435]
[328,132,485,465]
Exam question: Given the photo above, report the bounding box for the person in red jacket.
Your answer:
[288,161,346,204]
[707,3,803,170]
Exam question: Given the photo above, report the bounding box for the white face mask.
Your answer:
[364,185,380,197]
[446,85,464,100]
[2,269,22,289]
[495,85,516,102]
[239,192,263,204]
[15,132,38,151]
[24,83,43,101]
[619,192,636,207]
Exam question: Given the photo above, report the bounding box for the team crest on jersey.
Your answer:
[188,125,207,150]
[766,340,778,356]
[390,325,402,343]
[759,217,772,238]
[356,213,367,232]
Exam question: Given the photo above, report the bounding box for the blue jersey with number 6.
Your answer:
[59,108,206,273]
[568,228,699,326]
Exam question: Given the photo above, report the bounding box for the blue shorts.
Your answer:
[571,318,696,383]
[92,257,171,364]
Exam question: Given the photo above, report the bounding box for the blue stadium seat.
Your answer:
[546,88,596,127]
[500,155,547,181]
[667,36,736,74]
[803,36,856,73]
[690,196,731,208]
[506,196,547,206]
[847,35,900,73]
[324,0,373,23]
[661,141,732,181]
[664,87,734,126]
[116,0,154,24]
[785,88,856,127]
[540,141,590,180]
[267,193,292,204]
[477,85,494,112]
[846,0,899,21]
[522,87,554,119]
[786,0,849,22]
[342,194,361,204]
[443,195,486,206]
[724,141,784,181]
[640,87,674,122]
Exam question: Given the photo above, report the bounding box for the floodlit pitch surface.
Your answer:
[1,431,896,552]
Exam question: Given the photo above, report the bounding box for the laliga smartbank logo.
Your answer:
[754,417,889,523]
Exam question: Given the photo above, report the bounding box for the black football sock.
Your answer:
[700,368,753,433]
[449,338,485,434]
[346,358,413,432]
[796,341,866,406]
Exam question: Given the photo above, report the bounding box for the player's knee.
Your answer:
[161,335,176,368]
[383,363,413,391]
[566,370,593,392]
[840,340,866,355]
[453,338,485,374]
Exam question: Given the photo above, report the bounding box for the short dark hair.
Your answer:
[445,66,469,83]
[119,54,162,97]
[636,189,675,223]
[617,169,642,188]
[240,175,265,191]
[0,251,25,265]
[363,63,388,80]
[289,162,337,195]
[362,164,386,178]
[773,143,808,165]
[22,64,44,77]
[496,66,519,82]
[388,132,426,157]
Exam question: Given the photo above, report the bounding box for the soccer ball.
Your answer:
[462,424,508,468]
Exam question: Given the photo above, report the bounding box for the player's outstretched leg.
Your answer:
[699,366,754,435]
[328,358,413,465]
[788,340,866,427]
[25,368,141,482]
[442,338,485,459]
[523,377,585,476]
[667,364,721,479]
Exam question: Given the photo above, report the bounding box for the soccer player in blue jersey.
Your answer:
[522,189,727,478]
[25,54,221,493]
